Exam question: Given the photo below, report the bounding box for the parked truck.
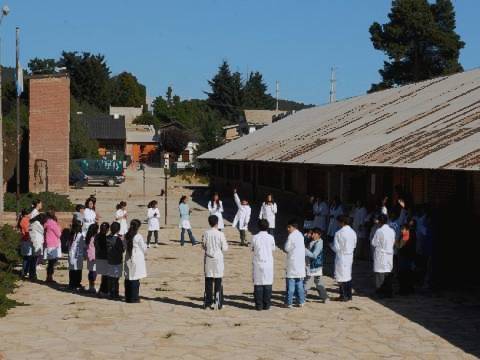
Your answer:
[71,159,126,187]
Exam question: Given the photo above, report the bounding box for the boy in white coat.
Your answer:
[232,189,251,246]
[371,214,395,298]
[202,215,229,310]
[330,215,357,302]
[251,219,276,310]
[284,219,306,308]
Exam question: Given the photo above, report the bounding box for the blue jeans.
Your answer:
[181,228,197,246]
[285,278,305,306]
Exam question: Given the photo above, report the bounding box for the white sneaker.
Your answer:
[154,244,158,248]
[147,244,150,248]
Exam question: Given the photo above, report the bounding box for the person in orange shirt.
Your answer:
[17,209,35,279]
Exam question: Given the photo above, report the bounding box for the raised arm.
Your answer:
[233,191,242,209]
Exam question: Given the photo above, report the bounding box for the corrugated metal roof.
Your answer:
[126,125,158,143]
[200,69,480,171]
[82,115,126,140]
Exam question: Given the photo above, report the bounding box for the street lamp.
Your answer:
[0,4,10,220]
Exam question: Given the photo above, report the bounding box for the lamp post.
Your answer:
[0,4,10,221]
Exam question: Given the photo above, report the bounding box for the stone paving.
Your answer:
[0,166,479,359]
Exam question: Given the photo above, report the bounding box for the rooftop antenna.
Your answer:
[329,67,337,103]
[275,80,279,111]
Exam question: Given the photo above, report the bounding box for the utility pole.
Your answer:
[275,80,279,111]
[164,172,168,226]
[0,4,10,221]
[15,26,20,216]
[329,67,336,104]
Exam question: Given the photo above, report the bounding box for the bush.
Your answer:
[4,192,75,212]
[0,225,22,317]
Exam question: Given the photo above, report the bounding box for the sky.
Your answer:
[1,0,479,105]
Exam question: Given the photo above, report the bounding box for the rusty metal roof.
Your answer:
[200,69,480,171]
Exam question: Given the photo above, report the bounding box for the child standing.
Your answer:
[232,189,251,246]
[73,204,85,227]
[202,215,228,310]
[83,198,97,234]
[85,223,99,293]
[179,195,198,246]
[29,213,47,276]
[18,209,35,280]
[304,228,329,303]
[106,222,124,299]
[251,219,276,310]
[44,210,62,283]
[95,222,110,297]
[147,200,160,248]
[284,219,306,308]
[68,220,85,291]
[259,194,278,235]
[115,201,128,237]
[124,219,147,303]
[207,193,224,231]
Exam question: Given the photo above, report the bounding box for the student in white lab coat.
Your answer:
[351,200,368,259]
[208,192,224,231]
[330,215,357,301]
[29,199,43,219]
[83,198,97,234]
[259,194,278,235]
[202,215,228,310]
[147,200,160,248]
[284,219,306,308]
[232,189,251,246]
[327,197,344,243]
[115,201,128,236]
[251,219,276,310]
[312,196,329,232]
[124,219,147,303]
[68,220,86,291]
[371,214,395,298]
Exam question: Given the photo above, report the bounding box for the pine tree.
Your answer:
[242,71,275,109]
[369,0,464,92]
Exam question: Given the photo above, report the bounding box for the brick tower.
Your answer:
[29,74,70,193]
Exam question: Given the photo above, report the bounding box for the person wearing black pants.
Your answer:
[46,259,57,280]
[124,219,147,303]
[124,279,140,303]
[254,285,272,310]
[339,281,352,301]
[68,270,82,289]
[205,278,223,309]
[147,231,158,247]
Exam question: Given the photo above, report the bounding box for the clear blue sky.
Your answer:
[1,0,479,105]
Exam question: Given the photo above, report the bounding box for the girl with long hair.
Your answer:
[259,193,278,235]
[207,192,224,230]
[115,201,128,236]
[179,195,198,246]
[95,222,110,297]
[83,198,97,234]
[106,222,124,299]
[124,219,147,303]
[68,220,85,291]
[85,223,100,293]
[44,209,62,283]
[147,200,160,248]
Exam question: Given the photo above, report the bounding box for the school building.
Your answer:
[199,69,480,289]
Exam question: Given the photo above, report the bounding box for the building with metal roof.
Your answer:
[201,69,480,171]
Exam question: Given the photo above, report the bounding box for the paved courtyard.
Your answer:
[0,166,479,359]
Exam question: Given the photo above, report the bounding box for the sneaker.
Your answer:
[298,303,305,308]
[154,244,158,248]
[285,304,294,309]
[147,244,150,248]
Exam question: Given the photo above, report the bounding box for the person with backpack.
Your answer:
[304,228,328,303]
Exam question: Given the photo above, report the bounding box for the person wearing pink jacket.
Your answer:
[44,210,62,283]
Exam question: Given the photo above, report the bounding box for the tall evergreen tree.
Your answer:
[369,0,464,92]
[28,58,57,75]
[206,61,242,123]
[109,72,146,108]
[242,71,275,109]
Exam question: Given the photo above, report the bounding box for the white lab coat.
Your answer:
[327,205,344,237]
[115,209,128,235]
[259,202,278,229]
[83,208,96,234]
[284,229,306,278]
[208,201,224,229]
[371,224,395,273]
[29,208,40,219]
[232,193,251,231]
[331,225,357,282]
[147,208,160,231]
[68,233,85,271]
[202,228,228,278]
[251,231,276,285]
[313,201,329,231]
[124,234,147,280]
[351,206,368,239]
[29,221,45,255]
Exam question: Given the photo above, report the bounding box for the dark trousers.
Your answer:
[68,270,82,289]
[398,257,415,295]
[205,277,223,308]
[47,259,57,276]
[109,277,120,299]
[22,256,37,280]
[339,280,352,300]
[267,228,274,236]
[254,285,272,310]
[239,230,246,245]
[375,272,393,297]
[147,231,158,245]
[125,279,140,303]
[99,275,110,294]
[88,271,97,282]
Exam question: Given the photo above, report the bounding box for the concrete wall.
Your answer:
[29,75,70,193]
